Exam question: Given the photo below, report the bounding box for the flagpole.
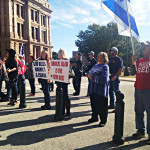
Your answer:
[125,0,135,55]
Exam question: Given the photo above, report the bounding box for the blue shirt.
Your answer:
[89,64,110,98]
[109,56,123,74]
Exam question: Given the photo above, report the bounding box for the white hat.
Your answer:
[110,47,118,53]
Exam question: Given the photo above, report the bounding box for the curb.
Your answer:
[120,79,135,82]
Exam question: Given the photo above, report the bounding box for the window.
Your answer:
[17,23,20,36]
[35,11,38,22]
[21,6,24,18]
[31,9,34,20]
[21,24,24,38]
[44,31,46,43]
[35,28,38,40]
[43,16,46,26]
[17,4,19,16]
[31,26,34,39]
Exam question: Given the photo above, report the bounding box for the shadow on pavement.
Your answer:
[0,110,91,132]
[75,138,148,150]
[0,121,98,146]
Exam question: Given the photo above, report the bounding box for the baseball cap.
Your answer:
[141,41,150,47]
[88,51,95,55]
[110,47,118,53]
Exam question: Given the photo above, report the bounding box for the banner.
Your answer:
[33,60,49,79]
[50,60,70,83]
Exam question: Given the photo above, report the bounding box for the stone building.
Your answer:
[0,0,52,61]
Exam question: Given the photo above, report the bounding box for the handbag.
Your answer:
[69,68,75,78]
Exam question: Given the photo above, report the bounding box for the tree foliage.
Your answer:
[75,22,142,66]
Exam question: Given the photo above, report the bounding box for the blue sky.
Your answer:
[49,0,149,58]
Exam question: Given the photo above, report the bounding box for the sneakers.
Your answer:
[29,93,35,96]
[73,92,79,96]
[98,122,106,127]
[132,132,146,139]
[7,100,17,106]
[41,105,51,110]
[88,118,98,123]
[19,104,27,109]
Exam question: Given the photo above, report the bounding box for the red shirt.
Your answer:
[134,57,150,90]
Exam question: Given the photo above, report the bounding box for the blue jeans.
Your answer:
[109,76,120,107]
[40,79,51,107]
[8,80,18,100]
[29,79,35,94]
[134,88,150,135]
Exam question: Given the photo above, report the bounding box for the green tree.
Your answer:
[75,22,142,67]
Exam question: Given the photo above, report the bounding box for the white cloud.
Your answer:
[131,0,150,26]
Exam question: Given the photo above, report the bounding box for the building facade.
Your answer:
[0,0,52,61]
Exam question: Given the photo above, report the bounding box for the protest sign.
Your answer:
[50,60,70,83]
[33,60,49,79]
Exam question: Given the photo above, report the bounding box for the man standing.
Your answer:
[131,41,150,145]
[71,52,82,96]
[108,47,123,109]
[86,51,97,96]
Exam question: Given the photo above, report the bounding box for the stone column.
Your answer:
[14,1,18,38]
[46,15,49,44]
[39,11,42,43]
[1,0,5,36]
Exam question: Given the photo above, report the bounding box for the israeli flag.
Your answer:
[101,0,139,41]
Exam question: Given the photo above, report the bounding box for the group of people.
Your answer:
[85,42,150,144]
[0,40,150,144]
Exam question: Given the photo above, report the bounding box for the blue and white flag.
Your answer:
[101,0,139,41]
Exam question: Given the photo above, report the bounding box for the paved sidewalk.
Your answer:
[0,77,149,150]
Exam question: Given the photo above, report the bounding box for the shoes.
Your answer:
[108,105,115,109]
[88,118,98,123]
[7,100,17,106]
[147,135,150,145]
[98,122,106,127]
[29,93,35,96]
[132,132,146,139]
[19,105,27,108]
[41,105,51,110]
[73,92,79,96]
[65,113,70,120]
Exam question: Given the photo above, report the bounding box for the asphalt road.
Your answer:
[0,77,149,150]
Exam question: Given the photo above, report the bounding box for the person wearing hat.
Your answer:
[5,49,18,106]
[131,41,150,144]
[108,47,123,109]
[86,51,97,96]
[71,52,82,96]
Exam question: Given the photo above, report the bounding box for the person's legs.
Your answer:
[99,96,108,124]
[142,89,150,136]
[73,77,77,93]
[88,93,98,122]
[134,89,145,134]
[109,78,115,107]
[41,80,51,108]
[29,79,35,95]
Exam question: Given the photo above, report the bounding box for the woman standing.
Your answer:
[57,49,71,119]
[38,50,51,110]
[5,49,18,106]
[26,56,35,96]
[88,52,109,127]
